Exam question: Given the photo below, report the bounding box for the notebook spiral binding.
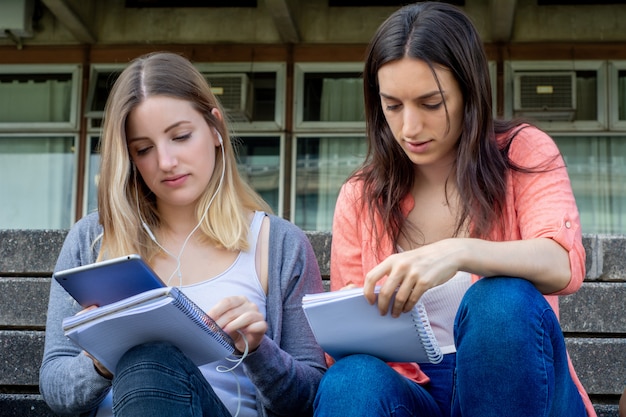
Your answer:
[413,302,444,364]
[170,287,236,353]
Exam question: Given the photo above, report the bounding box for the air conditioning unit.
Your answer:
[205,73,254,123]
[513,71,576,121]
[0,0,34,38]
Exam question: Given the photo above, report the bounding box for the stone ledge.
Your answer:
[0,331,45,386]
[566,337,626,395]
[3,330,623,396]
[2,230,626,282]
[560,282,626,333]
[0,395,619,417]
[0,230,66,274]
[0,278,50,328]
[304,231,331,277]
[0,394,55,417]
[0,229,624,416]
[585,234,626,281]
[594,403,620,417]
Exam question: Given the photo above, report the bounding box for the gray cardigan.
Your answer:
[39,212,327,417]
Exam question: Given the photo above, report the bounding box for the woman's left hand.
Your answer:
[364,238,463,318]
[208,296,268,354]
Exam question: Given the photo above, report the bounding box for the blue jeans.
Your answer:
[112,342,231,417]
[313,277,588,417]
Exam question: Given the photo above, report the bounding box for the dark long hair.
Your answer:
[357,1,523,248]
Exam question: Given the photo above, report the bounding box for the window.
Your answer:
[292,63,368,231]
[85,134,284,217]
[489,61,497,117]
[504,61,607,131]
[85,64,123,129]
[294,63,365,131]
[0,65,80,129]
[196,63,285,131]
[85,135,101,215]
[554,134,626,234]
[292,134,366,231]
[0,65,80,229]
[235,135,283,216]
[85,63,285,130]
[290,62,496,231]
[83,62,286,218]
[503,60,625,234]
[504,61,626,234]
[0,135,76,229]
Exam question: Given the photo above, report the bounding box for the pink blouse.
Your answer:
[330,126,595,416]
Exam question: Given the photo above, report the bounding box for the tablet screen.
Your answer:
[54,254,166,307]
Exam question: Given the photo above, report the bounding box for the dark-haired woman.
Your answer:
[313,2,595,416]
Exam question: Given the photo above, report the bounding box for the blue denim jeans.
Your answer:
[313,277,588,417]
[112,341,231,417]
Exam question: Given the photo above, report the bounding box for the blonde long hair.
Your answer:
[96,51,271,261]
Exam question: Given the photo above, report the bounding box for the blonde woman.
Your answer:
[40,51,326,417]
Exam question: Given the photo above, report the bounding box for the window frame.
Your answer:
[290,132,367,230]
[85,63,124,130]
[83,133,286,218]
[233,132,286,218]
[0,64,81,131]
[85,62,286,132]
[0,132,79,229]
[551,130,626,234]
[194,62,286,132]
[293,62,365,132]
[608,60,626,131]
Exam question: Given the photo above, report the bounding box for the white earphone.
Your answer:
[135,133,226,285]
[134,137,244,415]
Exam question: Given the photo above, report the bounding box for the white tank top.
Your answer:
[397,245,471,355]
[419,271,471,354]
[95,212,268,417]
[182,211,267,417]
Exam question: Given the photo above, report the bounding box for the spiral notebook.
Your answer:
[63,286,235,374]
[302,287,443,364]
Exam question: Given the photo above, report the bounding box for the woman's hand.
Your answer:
[363,237,573,318]
[76,305,114,379]
[364,238,463,317]
[208,296,268,354]
[84,351,113,379]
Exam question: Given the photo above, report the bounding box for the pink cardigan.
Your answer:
[330,126,595,416]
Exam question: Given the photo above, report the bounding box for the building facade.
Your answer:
[1,0,625,233]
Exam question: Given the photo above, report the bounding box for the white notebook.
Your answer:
[302,287,443,364]
[63,286,235,374]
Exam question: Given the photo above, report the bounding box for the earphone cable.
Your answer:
[135,141,226,286]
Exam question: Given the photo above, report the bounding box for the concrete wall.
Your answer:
[2,0,626,48]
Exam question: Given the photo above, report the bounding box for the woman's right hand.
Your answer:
[363,238,464,317]
[208,295,268,354]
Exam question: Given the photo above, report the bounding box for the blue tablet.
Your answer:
[54,254,166,307]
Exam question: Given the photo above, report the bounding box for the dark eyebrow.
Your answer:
[127,121,190,143]
[379,90,444,101]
